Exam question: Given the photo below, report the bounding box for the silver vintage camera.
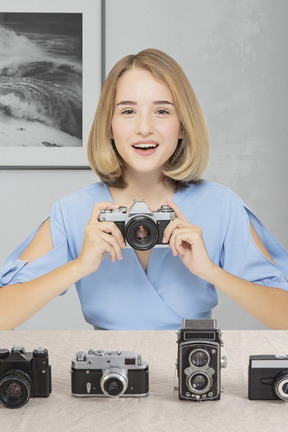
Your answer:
[176,319,227,401]
[248,355,288,401]
[71,349,149,398]
[98,200,175,251]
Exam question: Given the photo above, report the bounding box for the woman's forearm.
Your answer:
[0,259,87,330]
[208,264,288,329]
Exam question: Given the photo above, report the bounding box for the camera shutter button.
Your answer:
[33,347,48,357]
[0,348,9,359]
[76,351,87,361]
[160,205,173,212]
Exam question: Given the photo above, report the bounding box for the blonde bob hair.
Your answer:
[88,48,209,188]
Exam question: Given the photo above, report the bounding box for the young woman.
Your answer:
[0,49,287,330]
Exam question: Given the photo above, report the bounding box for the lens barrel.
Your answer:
[100,368,128,398]
[125,216,158,251]
[0,370,32,408]
[187,372,212,395]
[274,374,288,401]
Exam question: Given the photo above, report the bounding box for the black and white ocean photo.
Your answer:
[0,13,82,147]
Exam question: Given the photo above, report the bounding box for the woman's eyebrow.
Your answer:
[116,100,174,106]
[153,100,174,105]
[116,100,137,106]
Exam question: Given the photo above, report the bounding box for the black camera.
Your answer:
[71,349,149,398]
[176,319,227,401]
[0,346,51,409]
[98,200,175,251]
[248,354,288,401]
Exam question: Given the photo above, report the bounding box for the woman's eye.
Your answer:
[122,109,135,115]
[156,109,169,115]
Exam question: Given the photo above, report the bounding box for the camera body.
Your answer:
[71,349,149,398]
[248,355,288,401]
[0,346,51,409]
[176,319,227,401]
[98,200,175,251]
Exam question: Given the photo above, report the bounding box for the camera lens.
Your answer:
[0,370,32,408]
[192,374,208,390]
[187,373,212,395]
[104,378,124,397]
[125,216,158,250]
[189,348,210,368]
[274,374,288,401]
[100,368,128,398]
[7,382,23,397]
[134,225,150,241]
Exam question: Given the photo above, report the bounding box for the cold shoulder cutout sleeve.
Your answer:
[219,188,288,290]
[0,200,70,287]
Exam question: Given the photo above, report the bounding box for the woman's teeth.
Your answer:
[133,144,157,149]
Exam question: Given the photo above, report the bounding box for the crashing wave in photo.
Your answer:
[0,13,82,147]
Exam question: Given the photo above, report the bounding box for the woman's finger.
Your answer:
[96,221,125,249]
[166,199,187,220]
[97,230,123,261]
[169,227,202,256]
[89,201,118,223]
[163,217,194,243]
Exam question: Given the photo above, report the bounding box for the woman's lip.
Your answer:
[132,140,159,146]
[132,144,159,156]
[131,140,159,156]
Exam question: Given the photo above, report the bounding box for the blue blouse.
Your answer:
[1,181,287,329]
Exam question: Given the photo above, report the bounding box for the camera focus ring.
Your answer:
[100,367,128,398]
[187,372,213,395]
[0,369,32,409]
[125,216,158,251]
[274,375,288,401]
[188,348,210,368]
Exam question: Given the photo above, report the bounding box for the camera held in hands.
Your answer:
[98,200,175,251]
[71,349,149,398]
[176,319,227,401]
[248,355,288,401]
[0,346,51,409]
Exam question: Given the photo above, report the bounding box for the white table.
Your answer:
[1,330,288,431]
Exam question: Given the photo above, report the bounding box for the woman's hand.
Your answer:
[76,201,125,276]
[163,199,215,281]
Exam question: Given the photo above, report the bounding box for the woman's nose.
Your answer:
[136,113,154,136]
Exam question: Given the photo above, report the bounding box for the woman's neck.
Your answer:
[109,170,176,210]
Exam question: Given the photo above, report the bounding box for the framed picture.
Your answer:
[0,0,104,168]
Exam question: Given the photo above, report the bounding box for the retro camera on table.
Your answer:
[0,346,51,409]
[176,319,227,401]
[71,349,149,398]
[248,355,288,401]
[98,200,175,251]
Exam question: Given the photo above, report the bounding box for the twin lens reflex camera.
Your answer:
[0,346,51,409]
[176,319,227,401]
[249,354,288,401]
[98,200,175,251]
[71,349,149,398]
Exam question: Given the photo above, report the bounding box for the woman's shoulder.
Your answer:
[176,180,245,216]
[57,182,109,208]
[178,180,230,200]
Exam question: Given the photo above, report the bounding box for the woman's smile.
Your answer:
[132,139,159,156]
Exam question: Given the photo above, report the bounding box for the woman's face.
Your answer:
[111,68,183,178]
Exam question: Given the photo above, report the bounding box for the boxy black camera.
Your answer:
[249,354,288,401]
[0,346,51,409]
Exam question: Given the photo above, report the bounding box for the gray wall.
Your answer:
[0,0,287,329]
